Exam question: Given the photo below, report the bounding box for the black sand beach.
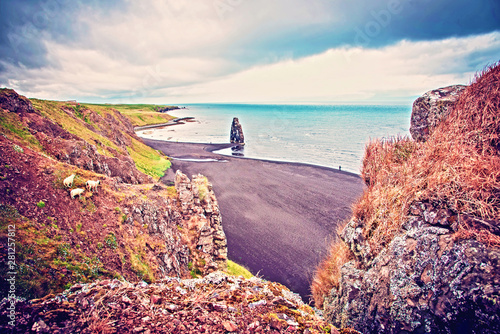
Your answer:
[143,139,365,302]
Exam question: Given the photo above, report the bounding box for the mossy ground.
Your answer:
[86,103,176,127]
[0,110,43,152]
[0,204,113,300]
[227,260,253,279]
[27,99,172,179]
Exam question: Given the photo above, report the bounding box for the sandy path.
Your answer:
[143,139,365,302]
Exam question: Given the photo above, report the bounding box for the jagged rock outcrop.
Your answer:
[410,85,466,142]
[0,88,37,114]
[230,117,244,145]
[175,170,227,273]
[0,272,334,333]
[323,205,500,334]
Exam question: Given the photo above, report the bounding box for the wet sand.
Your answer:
[142,138,365,302]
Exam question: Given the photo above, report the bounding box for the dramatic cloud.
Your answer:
[0,0,499,102]
[152,32,500,104]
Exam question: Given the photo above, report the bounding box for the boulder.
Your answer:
[410,85,466,142]
[323,205,500,334]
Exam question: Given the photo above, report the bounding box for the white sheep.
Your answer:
[85,180,100,193]
[63,174,76,188]
[70,188,85,199]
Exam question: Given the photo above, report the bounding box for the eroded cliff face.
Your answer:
[318,65,500,334]
[0,90,227,300]
[324,207,500,334]
[1,89,153,184]
[175,171,228,273]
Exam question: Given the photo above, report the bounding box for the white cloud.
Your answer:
[1,0,499,104]
[155,32,500,104]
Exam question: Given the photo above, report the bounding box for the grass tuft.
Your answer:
[226,260,253,279]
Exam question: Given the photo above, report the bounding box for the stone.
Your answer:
[410,85,466,142]
[249,300,267,308]
[222,321,238,332]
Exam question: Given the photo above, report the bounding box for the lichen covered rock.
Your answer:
[324,206,500,334]
[410,85,466,142]
[0,272,336,334]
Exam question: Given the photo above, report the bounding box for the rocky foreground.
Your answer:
[0,272,356,334]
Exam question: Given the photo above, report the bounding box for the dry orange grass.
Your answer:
[312,62,500,307]
[311,228,353,308]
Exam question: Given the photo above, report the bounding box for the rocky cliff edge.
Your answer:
[0,90,227,300]
[314,63,500,333]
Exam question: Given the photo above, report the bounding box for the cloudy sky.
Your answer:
[1,0,499,104]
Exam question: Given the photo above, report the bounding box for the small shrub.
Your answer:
[36,201,45,208]
[104,232,117,249]
[76,223,82,233]
[190,267,202,279]
[57,243,71,260]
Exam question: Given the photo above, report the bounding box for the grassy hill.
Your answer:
[0,90,206,301]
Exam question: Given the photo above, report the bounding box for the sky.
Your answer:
[0,0,499,104]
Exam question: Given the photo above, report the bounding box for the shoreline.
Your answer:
[139,137,361,178]
[134,117,196,131]
[142,137,365,302]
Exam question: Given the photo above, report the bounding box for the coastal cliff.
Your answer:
[313,64,500,333]
[0,89,226,299]
[0,89,342,333]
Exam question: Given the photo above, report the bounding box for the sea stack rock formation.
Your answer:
[230,117,244,147]
[410,85,466,142]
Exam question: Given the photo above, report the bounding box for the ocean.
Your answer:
[137,104,412,174]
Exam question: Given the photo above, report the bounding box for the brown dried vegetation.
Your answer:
[312,62,500,306]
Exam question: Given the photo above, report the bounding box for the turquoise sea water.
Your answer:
[137,104,412,174]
